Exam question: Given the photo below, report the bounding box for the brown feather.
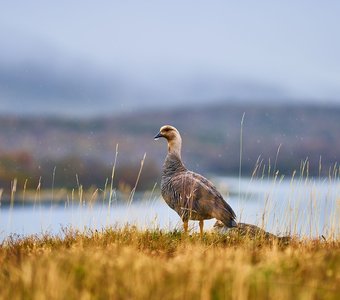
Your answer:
[157,126,237,228]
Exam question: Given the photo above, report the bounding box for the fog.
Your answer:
[1,1,340,116]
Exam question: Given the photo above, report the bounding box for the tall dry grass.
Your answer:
[0,227,339,300]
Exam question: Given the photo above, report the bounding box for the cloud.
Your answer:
[0,59,129,115]
[0,57,294,116]
[0,61,114,101]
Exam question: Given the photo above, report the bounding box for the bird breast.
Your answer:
[161,171,214,221]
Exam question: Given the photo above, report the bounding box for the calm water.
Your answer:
[0,177,339,241]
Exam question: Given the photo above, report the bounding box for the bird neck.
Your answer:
[163,152,186,176]
[167,137,182,159]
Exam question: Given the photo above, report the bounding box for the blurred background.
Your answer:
[0,1,340,193]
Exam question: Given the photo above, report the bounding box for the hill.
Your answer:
[0,102,339,191]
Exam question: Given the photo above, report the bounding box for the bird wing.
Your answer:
[170,171,236,226]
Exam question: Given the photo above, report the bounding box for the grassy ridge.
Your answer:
[1,104,340,191]
[1,227,339,299]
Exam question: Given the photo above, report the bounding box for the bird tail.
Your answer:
[220,201,237,228]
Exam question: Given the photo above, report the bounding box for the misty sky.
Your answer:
[0,1,339,116]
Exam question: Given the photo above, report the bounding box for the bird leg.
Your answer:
[183,220,189,234]
[199,220,204,238]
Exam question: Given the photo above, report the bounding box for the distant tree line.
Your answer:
[1,103,340,195]
[0,151,159,195]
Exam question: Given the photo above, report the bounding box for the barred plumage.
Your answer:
[154,125,237,236]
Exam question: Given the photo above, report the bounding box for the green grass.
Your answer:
[1,226,339,300]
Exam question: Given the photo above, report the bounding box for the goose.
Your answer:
[154,125,237,236]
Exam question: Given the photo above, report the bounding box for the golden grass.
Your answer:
[1,226,339,300]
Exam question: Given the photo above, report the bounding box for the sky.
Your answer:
[0,1,339,116]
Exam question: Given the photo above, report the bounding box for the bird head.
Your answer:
[154,125,182,157]
[154,125,180,141]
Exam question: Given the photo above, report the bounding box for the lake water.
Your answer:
[1,177,339,241]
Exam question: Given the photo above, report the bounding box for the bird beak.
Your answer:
[154,132,163,140]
